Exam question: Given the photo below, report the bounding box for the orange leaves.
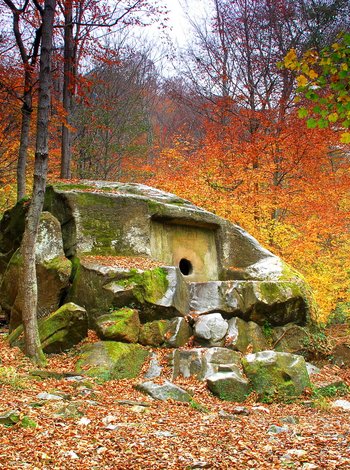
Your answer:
[145,107,350,321]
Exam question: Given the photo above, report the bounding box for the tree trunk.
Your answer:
[60,0,74,179]
[21,0,56,364]
[17,79,32,201]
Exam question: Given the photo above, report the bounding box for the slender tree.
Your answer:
[20,0,56,364]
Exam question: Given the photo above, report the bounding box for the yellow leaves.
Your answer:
[320,57,332,66]
[296,75,308,87]
[283,48,298,69]
[308,69,318,79]
[327,113,338,123]
[340,132,350,143]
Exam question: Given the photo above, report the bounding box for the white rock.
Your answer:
[77,417,91,426]
[64,451,79,459]
[37,392,63,401]
[332,399,350,411]
[194,313,228,343]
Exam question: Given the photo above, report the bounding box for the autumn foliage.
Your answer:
[143,107,350,322]
[0,0,349,323]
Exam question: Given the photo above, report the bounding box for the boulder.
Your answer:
[135,380,192,402]
[189,280,308,326]
[144,353,162,378]
[0,212,71,330]
[331,344,350,368]
[0,200,27,277]
[0,182,316,333]
[203,348,242,378]
[271,324,309,354]
[207,368,250,402]
[94,308,140,343]
[172,349,203,379]
[164,317,192,348]
[8,302,87,354]
[172,347,241,381]
[43,182,275,271]
[75,341,149,380]
[68,258,137,322]
[242,351,311,402]
[38,303,88,353]
[69,262,189,323]
[194,313,228,346]
[226,317,269,353]
[139,320,169,346]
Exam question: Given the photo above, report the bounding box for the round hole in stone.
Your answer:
[179,258,193,276]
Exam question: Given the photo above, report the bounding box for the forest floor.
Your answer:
[0,325,350,469]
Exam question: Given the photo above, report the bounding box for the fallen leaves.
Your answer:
[0,332,350,469]
[82,255,163,271]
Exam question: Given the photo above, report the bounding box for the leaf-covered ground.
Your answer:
[0,328,350,469]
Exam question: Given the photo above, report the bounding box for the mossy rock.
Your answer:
[190,279,309,327]
[135,380,192,402]
[242,351,311,402]
[117,267,169,305]
[164,317,192,348]
[0,212,72,331]
[271,324,309,354]
[226,317,269,353]
[139,319,170,346]
[8,302,88,354]
[206,368,250,402]
[39,303,88,353]
[94,308,140,343]
[0,200,28,276]
[68,262,174,324]
[75,341,149,381]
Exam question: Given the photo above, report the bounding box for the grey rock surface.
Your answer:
[144,353,162,379]
[135,380,192,402]
[164,317,192,348]
[226,317,268,353]
[0,181,316,336]
[271,324,309,354]
[206,368,250,402]
[189,280,308,325]
[194,313,228,345]
[172,347,241,381]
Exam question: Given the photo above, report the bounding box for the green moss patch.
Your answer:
[139,320,169,346]
[95,308,140,343]
[117,267,169,304]
[75,341,149,381]
[43,256,72,277]
[242,351,311,403]
[38,303,88,353]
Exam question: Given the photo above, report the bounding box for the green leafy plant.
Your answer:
[312,382,349,399]
[282,32,350,143]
